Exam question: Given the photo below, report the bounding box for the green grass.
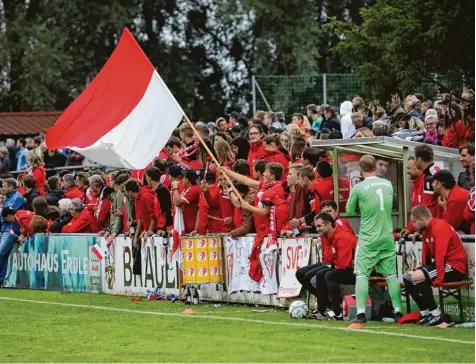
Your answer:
[0,289,474,363]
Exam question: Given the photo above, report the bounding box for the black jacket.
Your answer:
[50,212,73,233]
[155,184,173,228]
[46,190,64,207]
[24,188,41,211]
[321,116,341,132]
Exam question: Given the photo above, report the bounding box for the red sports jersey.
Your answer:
[91,199,112,233]
[219,193,234,232]
[254,181,285,234]
[312,176,350,213]
[421,218,467,285]
[135,186,157,233]
[202,185,223,233]
[336,217,354,234]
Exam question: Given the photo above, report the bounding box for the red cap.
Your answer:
[261,190,285,206]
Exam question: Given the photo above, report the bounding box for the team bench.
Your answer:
[369,277,472,322]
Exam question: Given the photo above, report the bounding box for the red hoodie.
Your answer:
[62,209,95,233]
[442,120,471,149]
[264,149,291,182]
[32,164,46,197]
[199,184,223,234]
[421,218,467,285]
[312,176,350,213]
[248,140,267,177]
[91,199,112,233]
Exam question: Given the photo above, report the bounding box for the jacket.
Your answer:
[321,116,340,132]
[458,170,472,191]
[46,189,64,207]
[31,164,46,197]
[62,209,95,233]
[135,186,157,233]
[230,191,256,238]
[435,185,469,232]
[311,177,350,214]
[50,212,73,233]
[24,187,40,211]
[64,186,85,200]
[1,189,25,232]
[155,184,172,228]
[247,140,267,176]
[328,225,357,270]
[15,210,35,236]
[110,190,123,235]
[264,149,291,182]
[422,219,467,285]
[91,199,112,233]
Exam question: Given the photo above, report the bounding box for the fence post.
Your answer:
[322,73,327,105]
[252,75,256,116]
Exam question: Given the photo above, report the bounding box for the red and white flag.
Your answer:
[91,243,105,261]
[45,28,184,169]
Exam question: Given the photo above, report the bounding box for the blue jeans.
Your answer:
[0,232,17,283]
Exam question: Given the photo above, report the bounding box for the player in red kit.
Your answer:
[404,206,467,326]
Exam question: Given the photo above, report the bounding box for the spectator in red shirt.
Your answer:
[252,160,266,182]
[407,157,423,207]
[62,198,95,233]
[463,161,475,234]
[197,171,222,234]
[313,161,350,213]
[85,175,105,212]
[247,125,267,177]
[27,150,46,197]
[63,174,85,200]
[259,189,290,233]
[90,187,114,233]
[431,169,470,232]
[404,206,467,326]
[263,134,290,182]
[171,169,201,234]
[124,179,157,246]
[75,172,90,195]
[2,207,35,238]
[442,104,471,148]
[310,212,357,320]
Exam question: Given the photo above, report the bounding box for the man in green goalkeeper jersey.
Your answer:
[346,155,402,324]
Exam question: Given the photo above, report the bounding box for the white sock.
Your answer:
[431,308,441,316]
[394,307,401,313]
[357,308,366,315]
[421,309,429,317]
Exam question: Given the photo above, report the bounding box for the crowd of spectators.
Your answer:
[0,92,474,287]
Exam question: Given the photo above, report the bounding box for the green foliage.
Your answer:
[329,0,474,101]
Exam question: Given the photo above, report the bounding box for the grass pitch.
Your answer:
[0,289,474,363]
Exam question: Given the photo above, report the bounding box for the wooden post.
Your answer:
[183,114,244,203]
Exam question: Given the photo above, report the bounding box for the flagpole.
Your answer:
[183,114,244,203]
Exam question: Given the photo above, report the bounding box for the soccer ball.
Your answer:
[288,300,308,319]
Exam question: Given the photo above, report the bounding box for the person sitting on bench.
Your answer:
[308,212,357,320]
[404,205,467,326]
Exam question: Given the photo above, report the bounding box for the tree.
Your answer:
[329,0,475,101]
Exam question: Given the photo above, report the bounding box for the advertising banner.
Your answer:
[277,238,312,299]
[225,236,278,295]
[101,236,180,296]
[4,234,101,292]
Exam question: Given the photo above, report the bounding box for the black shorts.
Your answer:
[418,264,465,284]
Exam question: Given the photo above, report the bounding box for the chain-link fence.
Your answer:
[251,74,463,118]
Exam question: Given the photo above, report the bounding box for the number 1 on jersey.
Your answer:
[376,188,384,211]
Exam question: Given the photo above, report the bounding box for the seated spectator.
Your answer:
[27,150,46,197]
[91,187,115,233]
[63,174,85,200]
[458,143,475,190]
[463,161,475,234]
[229,183,255,238]
[46,176,64,207]
[62,198,95,233]
[404,206,467,326]
[309,212,357,320]
[424,114,441,145]
[50,198,73,233]
[431,169,469,232]
[23,175,40,211]
[319,200,354,233]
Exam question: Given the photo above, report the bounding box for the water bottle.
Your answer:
[192,288,199,305]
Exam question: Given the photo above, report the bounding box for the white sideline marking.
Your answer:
[0,296,473,345]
